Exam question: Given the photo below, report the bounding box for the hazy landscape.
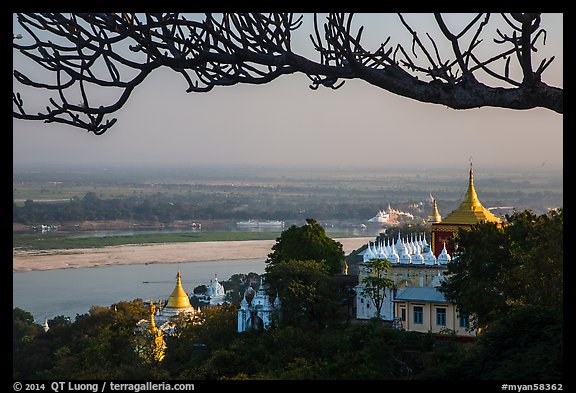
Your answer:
[13,163,563,226]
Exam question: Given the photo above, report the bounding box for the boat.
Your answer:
[236,219,285,228]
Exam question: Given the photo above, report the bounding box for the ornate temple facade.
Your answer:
[355,163,496,337]
[237,277,281,333]
[355,233,450,321]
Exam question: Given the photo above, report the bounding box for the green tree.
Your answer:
[504,209,563,310]
[47,315,72,328]
[265,259,340,328]
[266,218,345,274]
[438,222,511,327]
[360,258,395,320]
[163,304,238,378]
[13,308,43,350]
[439,208,563,329]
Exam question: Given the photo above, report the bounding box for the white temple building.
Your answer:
[358,232,451,267]
[366,204,415,226]
[355,232,451,321]
[237,277,281,333]
[207,274,226,305]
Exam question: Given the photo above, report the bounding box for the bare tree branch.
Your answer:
[13,13,562,134]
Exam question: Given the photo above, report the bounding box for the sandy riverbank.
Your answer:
[13,237,372,272]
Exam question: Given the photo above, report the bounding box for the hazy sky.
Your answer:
[12,13,563,172]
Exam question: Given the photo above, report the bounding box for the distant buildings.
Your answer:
[366,204,415,226]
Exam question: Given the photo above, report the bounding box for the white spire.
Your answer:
[395,232,405,253]
[424,246,437,265]
[376,240,386,258]
[384,238,391,255]
[437,242,452,265]
[388,238,400,264]
[412,241,424,264]
[399,247,412,264]
[363,241,376,262]
[410,235,417,254]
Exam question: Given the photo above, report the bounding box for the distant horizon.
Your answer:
[12,160,563,174]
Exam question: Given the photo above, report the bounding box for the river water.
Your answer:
[13,223,381,325]
[13,258,266,324]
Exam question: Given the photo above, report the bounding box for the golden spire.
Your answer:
[166,271,193,309]
[146,298,166,363]
[441,161,501,225]
[148,298,157,331]
[427,196,442,223]
[464,160,481,207]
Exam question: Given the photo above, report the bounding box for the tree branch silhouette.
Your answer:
[13,13,562,134]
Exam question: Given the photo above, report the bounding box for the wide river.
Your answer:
[13,258,267,324]
[13,223,379,324]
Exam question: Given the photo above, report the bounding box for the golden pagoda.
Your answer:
[430,162,501,257]
[166,271,193,309]
[440,163,501,225]
[153,271,198,327]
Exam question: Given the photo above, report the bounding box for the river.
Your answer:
[13,222,380,325]
[13,258,266,324]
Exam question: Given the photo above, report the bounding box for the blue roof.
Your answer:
[394,286,448,303]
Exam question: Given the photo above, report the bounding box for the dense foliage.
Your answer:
[12,301,168,379]
[265,259,341,328]
[14,298,563,380]
[13,303,444,380]
[440,208,563,328]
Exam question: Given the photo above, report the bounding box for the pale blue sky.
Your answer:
[12,13,563,172]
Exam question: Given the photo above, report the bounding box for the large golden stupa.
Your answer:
[165,271,194,309]
[430,162,501,257]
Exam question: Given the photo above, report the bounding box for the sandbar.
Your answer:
[13,237,372,272]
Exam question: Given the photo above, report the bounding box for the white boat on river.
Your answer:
[236,219,285,228]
